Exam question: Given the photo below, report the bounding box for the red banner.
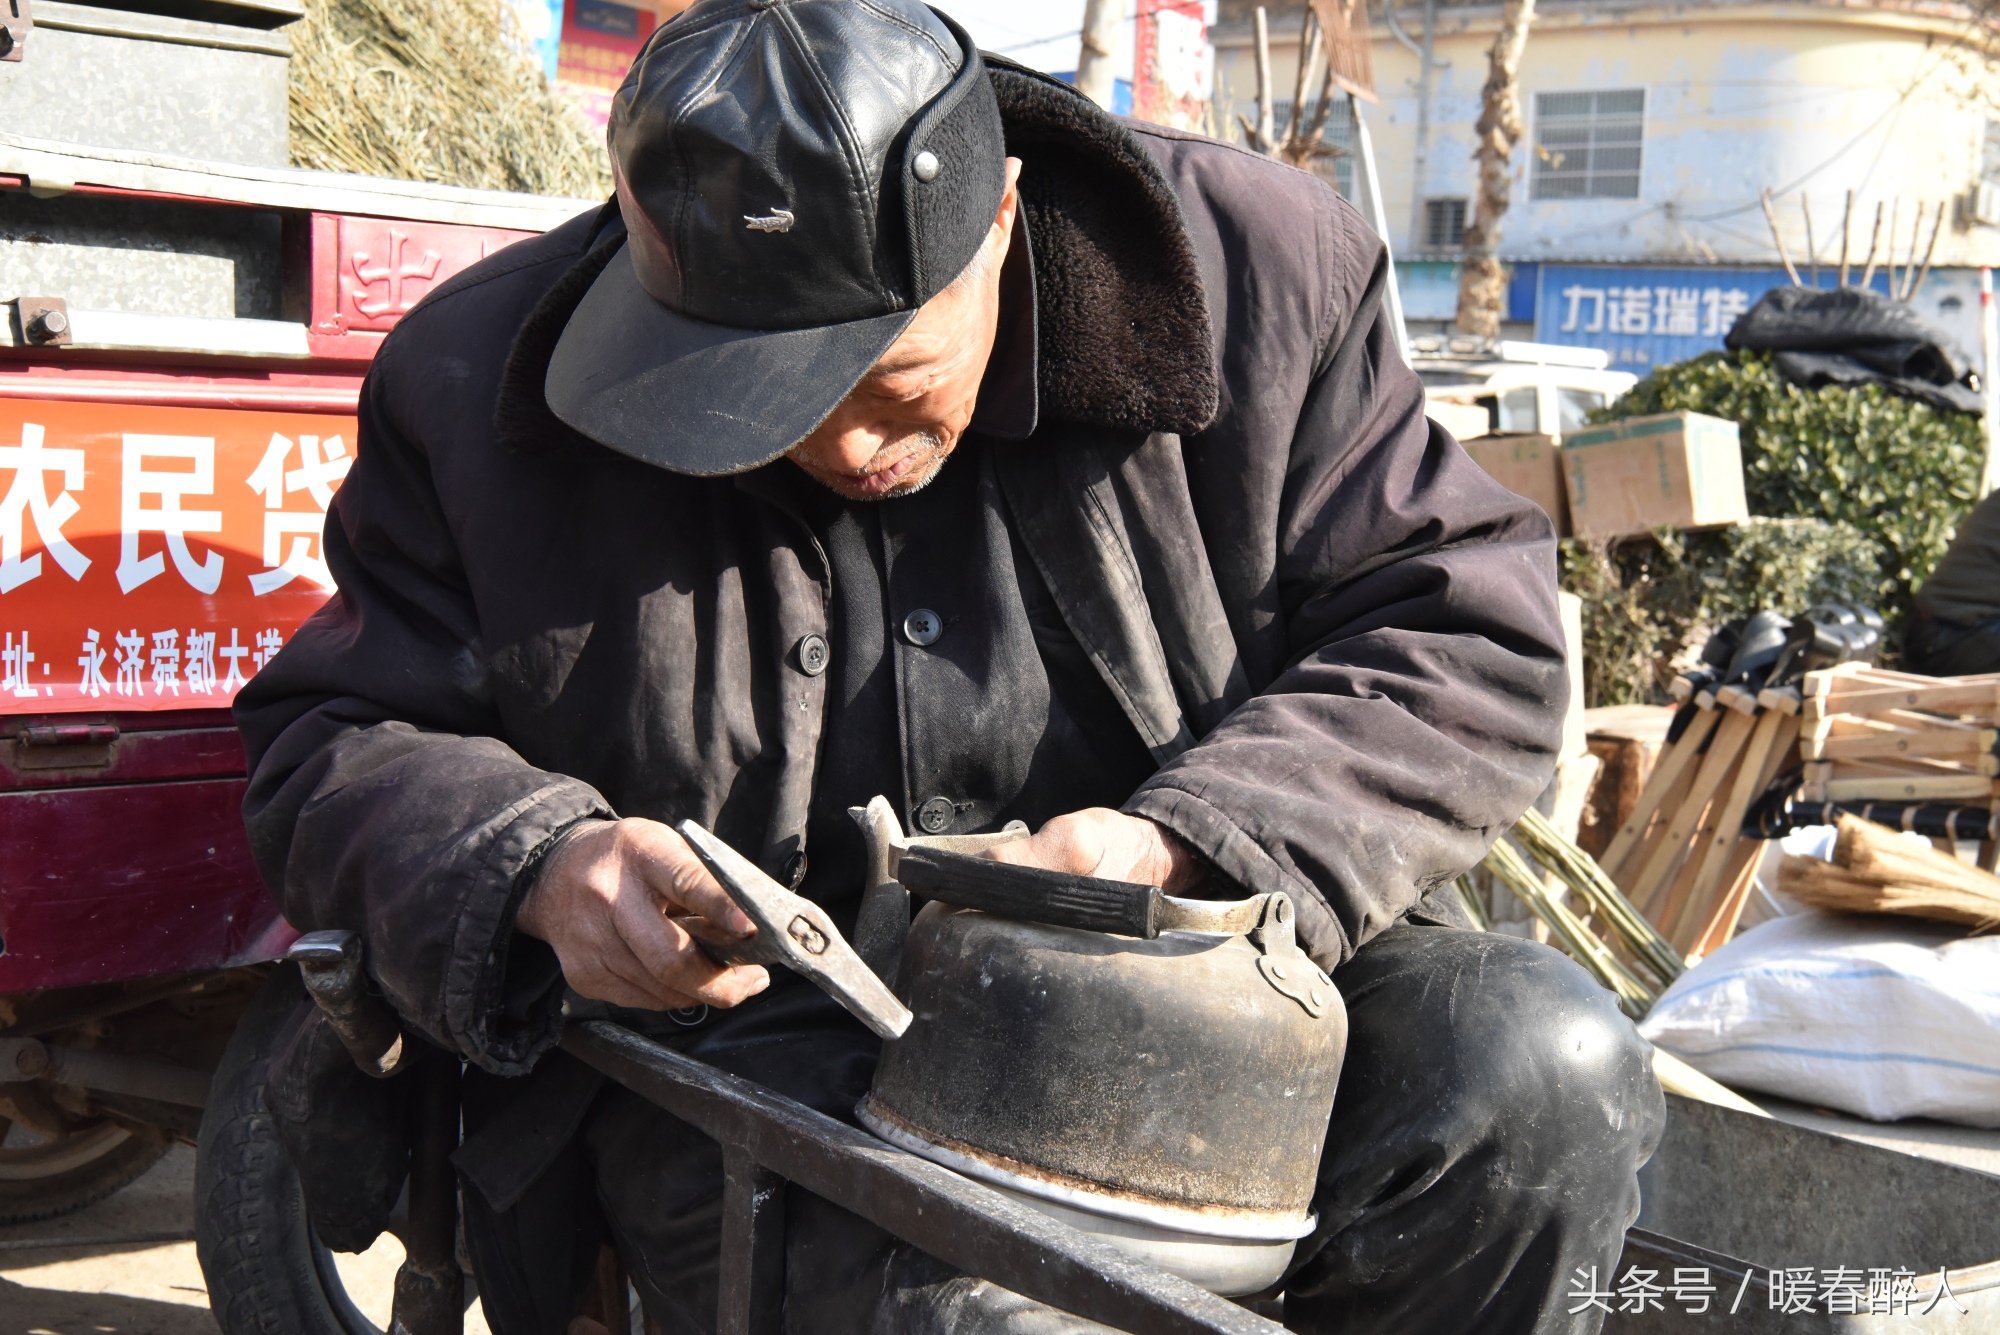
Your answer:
[0,399,354,713]
[1134,0,1210,132]
[556,0,656,127]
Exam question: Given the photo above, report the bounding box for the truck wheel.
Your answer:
[195,965,380,1335]
[0,1115,170,1225]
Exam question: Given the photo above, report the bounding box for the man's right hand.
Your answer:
[515,818,772,1012]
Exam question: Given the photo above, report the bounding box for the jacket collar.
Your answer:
[496,65,1218,459]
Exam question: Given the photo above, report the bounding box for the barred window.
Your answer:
[1424,198,1467,249]
[1531,89,1644,200]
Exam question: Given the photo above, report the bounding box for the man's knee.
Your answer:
[1461,933,1665,1176]
[1334,926,1664,1182]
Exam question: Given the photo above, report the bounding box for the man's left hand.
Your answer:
[982,808,1208,895]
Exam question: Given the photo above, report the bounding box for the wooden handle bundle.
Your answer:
[1778,814,2000,930]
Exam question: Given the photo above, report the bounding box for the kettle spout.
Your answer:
[849,797,912,986]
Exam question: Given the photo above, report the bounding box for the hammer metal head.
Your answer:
[287,928,362,968]
[676,821,913,1041]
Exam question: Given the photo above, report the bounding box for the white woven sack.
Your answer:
[1638,909,2000,1127]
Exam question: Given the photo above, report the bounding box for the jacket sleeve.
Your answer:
[1125,224,1569,971]
[235,346,613,1077]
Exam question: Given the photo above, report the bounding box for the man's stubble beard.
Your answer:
[822,429,955,502]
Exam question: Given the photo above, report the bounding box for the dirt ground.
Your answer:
[0,1146,496,1335]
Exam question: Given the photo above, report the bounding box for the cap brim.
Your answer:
[545,245,918,476]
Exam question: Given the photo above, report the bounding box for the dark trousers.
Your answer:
[1905,612,2000,678]
[461,925,1664,1335]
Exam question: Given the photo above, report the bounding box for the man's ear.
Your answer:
[989,157,1024,266]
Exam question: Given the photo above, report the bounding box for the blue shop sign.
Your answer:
[1531,266,1888,371]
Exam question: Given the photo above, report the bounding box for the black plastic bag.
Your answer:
[1725,286,1981,414]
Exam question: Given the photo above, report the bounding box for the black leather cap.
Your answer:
[546,0,1008,476]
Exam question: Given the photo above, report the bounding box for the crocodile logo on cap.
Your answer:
[743,209,796,234]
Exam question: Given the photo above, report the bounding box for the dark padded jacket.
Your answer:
[236,64,1568,1078]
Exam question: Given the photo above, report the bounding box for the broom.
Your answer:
[1778,814,2000,931]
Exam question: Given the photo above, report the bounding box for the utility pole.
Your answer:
[1077,0,1126,111]
[1454,0,1536,337]
[1403,0,1439,259]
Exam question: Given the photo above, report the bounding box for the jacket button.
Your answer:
[915,795,955,834]
[902,609,943,646]
[796,633,829,676]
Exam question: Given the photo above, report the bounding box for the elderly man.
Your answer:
[238,1,1662,1330]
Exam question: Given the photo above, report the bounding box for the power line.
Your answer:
[986,13,1139,55]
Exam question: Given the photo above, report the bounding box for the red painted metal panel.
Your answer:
[0,775,278,991]
[0,397,354,714]
[306,212,535,360]
[0,724,245,792]
[0,371,364,413]
[0,195,552,992]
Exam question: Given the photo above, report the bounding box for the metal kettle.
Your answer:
[846,799,1347,1297]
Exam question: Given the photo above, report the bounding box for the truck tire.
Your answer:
[195,964,380,1335]
[0,1115,170,1225]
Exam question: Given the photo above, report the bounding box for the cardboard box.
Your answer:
[1462,433,1569,535]
[1427,399,1492,442]
[1559,411,1748,539]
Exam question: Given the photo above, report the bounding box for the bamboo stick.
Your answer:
[1659,703,1796,950]
[1859,200,1885,290]
[1653,1048,1769,1117]
[1485,838,1658,1017]
[1886,197,1904,298]
[1513,807,1685,983]
[1838,189,1853,287]
[1902,201,1946,303]
[1454,873,1491,930]
[1801,193,1818,287]
[1762,190,1802,286]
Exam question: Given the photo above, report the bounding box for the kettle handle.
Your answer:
[896,847,1162,939]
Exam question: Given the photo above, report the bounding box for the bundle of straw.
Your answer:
[289,0,612,197]
[1483,837,1659,1018]
[1778,814,2000,931]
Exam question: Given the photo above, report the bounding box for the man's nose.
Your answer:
[823,424,896,473]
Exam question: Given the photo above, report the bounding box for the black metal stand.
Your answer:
[561,1020,1282,1335]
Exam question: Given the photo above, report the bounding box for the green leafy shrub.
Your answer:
[1599,350,1982,613]
[1561,519,1886,707]
[1562,350,1982,703]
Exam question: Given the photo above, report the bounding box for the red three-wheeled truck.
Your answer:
[0,71,593,1319]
